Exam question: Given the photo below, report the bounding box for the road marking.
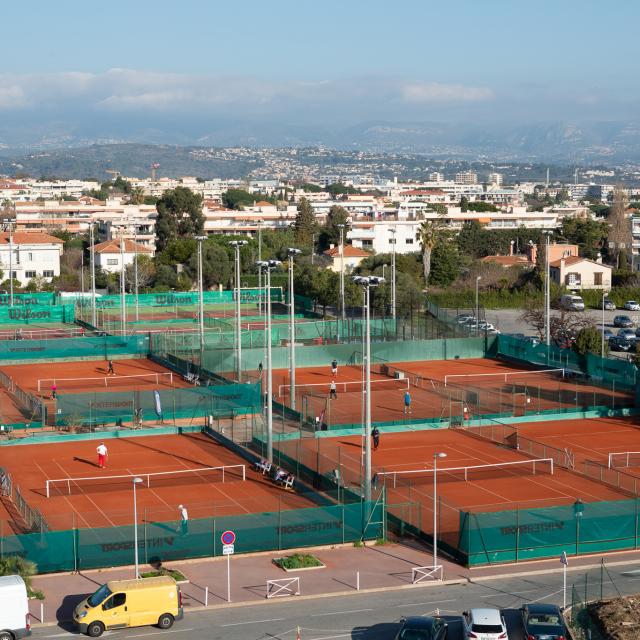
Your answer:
[127,630,193,638]
[304,634,364,640]
[221,618,285,627]
[311,608,373,617]
[397,599,457,607]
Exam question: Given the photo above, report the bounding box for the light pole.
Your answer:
[353,275,384,502]
[134,227,139,322]
[543,231,553,347]
[132,476,143,578]
[475,276,482,334]
[257,220,263,315]
[196,236,208,367]
[257,259,281,462]
[90,222,97,327]
[8,222,13,308]
[390,226,397,320]
[602,289,608,360]
[433,452,447,572]
[229,240,247,382]
[119,232,126,336]
[287,248,302,409]
[338,224,346,327]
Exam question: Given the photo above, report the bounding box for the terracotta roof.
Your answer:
[324,245,370,258]
[0,232,64,245]
[254,201,274,207]
[94,238,153,254]
[549,256,610,268]
[400,189,446,196]
[480,255,533,267]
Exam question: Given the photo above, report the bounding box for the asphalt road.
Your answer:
[33,561,640,640]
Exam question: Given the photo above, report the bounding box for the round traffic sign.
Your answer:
[221,530,236,545]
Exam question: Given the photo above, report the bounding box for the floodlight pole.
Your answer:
[390,226,396,320]
[433,452,447,571]
[287,248,301,409]
[338,224,346,333]
[90,223,96,327]
[229,240,247,382]
[8,222,13,308]
[258,259,281,462]
[132,477,143,578]
[544,232,552,347]
[120,232,126,336]
[475,276,482,335]
[134,227,139,322]
[257,221,263,315]
[196,236,207,366]
[602,289,607,361]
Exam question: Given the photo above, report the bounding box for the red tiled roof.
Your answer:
[94,239,153,254]
[0,232,64,245]
[480,255,533,266]
[324,245,370,258]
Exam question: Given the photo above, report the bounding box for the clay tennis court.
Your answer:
[296,429,629,550]
[272,357,633,426]
[0,388,30,424]
[0,323,86,340]
[0,432,313,531]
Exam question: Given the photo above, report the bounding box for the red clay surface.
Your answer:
[516,416,640,473]
[272,358,633,426]
[292,429,629,548]
[1,432,313,531]
[0,388,29,423]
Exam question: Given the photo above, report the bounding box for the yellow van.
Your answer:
[73,576,183,637]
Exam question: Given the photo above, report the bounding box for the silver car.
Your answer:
[463,608,508,639]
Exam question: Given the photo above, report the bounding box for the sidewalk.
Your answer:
[29,540,640,625]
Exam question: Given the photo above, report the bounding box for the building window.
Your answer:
[107,259,118,265]
[594,272,603,285]
[388,238,396,244]
[25,271,36,278]
[28,252,33,261]
[405,238,414,244]
[362,240,373,248]
[566,273,580,287]
[43,270,54,278]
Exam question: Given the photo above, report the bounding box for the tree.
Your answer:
[155,187,204,252]
[460,196,469,212]
[326,183,359,197]
[429,242,460,286]
[222,189,259,210]
[607,185,631,268]
[418,221,444,284]
[319,205,349,250]
[129,187,145,205]
[520,301,593,343]
[301,183,323,193]
[560,217,608,260]
[466,201,498,212]
[429,203,448,216]
[186,242,232,289]
[125,254,156,292]
[573,326,605,357]
[293,197,317,247]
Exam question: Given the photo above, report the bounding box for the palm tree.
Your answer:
[129,187,145,205]
[417,221,442,283]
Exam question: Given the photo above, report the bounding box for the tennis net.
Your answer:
[375,458,554,488]
[37,372,174,392]
[278,377,410,398]
[443,368,565,387]
[45,464,246,497]
[0,328,87,340]
[608,452,640,469]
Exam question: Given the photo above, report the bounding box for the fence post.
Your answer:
[515,508,519,563]
[342,502,345,544]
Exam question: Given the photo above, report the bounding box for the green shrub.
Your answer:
[274,553,323,570]
[140,568,187,581]
[0,556,43,599]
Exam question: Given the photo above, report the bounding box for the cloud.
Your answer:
[0,69,495,113]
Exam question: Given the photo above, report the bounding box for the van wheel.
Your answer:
[86,621,105,637]
[0,632,13,640]
[157,614,174,629]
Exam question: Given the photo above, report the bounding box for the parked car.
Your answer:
[395,616,448,640]
[456,314,475,324]
[603,298,616,310]
[624,300,640,311]
[477,322,495,331]
[618,328,636,341]
[462,608,508,640]
[524,336,540,346]
[613,315,634,328]
[600,328,614,340]
[559,294,585,311]
[520,603,567,640]
[610,336,633,352]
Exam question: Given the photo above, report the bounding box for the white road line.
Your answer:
[221,618,285,627]
[311,608,373,617]
[127,629,192,638]
[397,599,458,607]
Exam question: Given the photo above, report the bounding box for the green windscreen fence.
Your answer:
[0,292,58,306]
[0,304,74,324]
[0,501,382,573]
[496,333,638,390]
[459,498,640,565]
[75,288,283,309]
[0,334,149,362]
[55,382,261,425]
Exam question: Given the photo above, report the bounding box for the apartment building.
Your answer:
[94,238,154,273]
[0,232,64,283]
[455,171,478,185]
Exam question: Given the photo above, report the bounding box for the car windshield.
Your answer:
[527,613,561,626]
[88,584,112,607]
[472,623,503,633]
[399,629,432,640]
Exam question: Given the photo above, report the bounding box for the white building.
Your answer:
[94,239,153,273]
[549,256,612,291]
[429,172,445,182]
[487,173,503,187]
[455,171,478,185]
[0,232,64,283]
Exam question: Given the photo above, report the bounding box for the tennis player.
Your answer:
[96,442,108,468]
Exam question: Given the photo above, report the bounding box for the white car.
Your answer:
[624,300,640,311]
[463,608,508,639]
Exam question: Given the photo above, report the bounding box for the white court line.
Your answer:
[221,618,285,627]
[311,608,373,617]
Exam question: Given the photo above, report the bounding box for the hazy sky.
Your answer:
[0,0,637,136]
